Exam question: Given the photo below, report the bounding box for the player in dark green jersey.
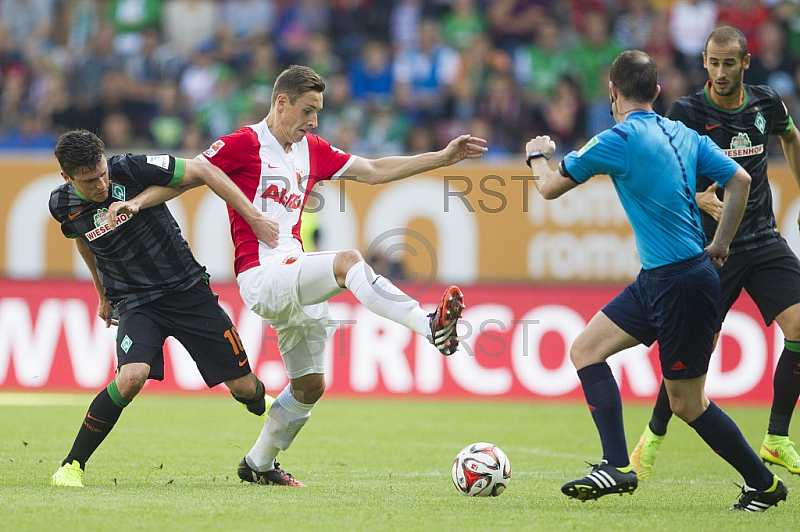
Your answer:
[50,129,279,487]
[632,27,800,485]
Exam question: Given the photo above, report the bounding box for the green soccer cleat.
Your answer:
[51,460,84,487]
[731,476,788,512]
[629,425,664,481]
[561,460,638,501]
[759,434,800,475]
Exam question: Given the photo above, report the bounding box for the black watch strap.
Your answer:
[526,150,547,167]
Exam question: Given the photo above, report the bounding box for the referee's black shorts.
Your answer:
[716,239,800,331]
[115,279,252,387]
[603,253,719,380]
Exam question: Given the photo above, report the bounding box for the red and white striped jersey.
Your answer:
[201,119,354,275]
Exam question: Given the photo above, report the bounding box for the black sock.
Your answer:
[649,380,673,436]
[689,402,773,491]
[231,376,267,416]
[63,386,125,468]
[578,362,629,468]
[768,344,800,436]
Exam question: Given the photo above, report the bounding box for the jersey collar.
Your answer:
[704,81,747,113]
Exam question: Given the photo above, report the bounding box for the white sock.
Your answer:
[345,261,431,340]
[246,384,314,471]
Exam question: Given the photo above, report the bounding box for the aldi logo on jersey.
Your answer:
[85,208,133,241]
[723,133,763,158]
[204,139,225,158]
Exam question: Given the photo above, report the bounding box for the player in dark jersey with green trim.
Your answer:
[631,27,800,485]
[50,129,279,487]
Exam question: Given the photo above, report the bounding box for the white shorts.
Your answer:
[237,251,343,376]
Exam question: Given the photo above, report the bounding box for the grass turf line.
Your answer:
[1,394,797,531]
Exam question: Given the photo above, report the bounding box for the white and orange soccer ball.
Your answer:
[451,442,511,497]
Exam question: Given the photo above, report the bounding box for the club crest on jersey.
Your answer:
[204,139,225,158]
[723,132,763,158]
[755,112,766,134]
[111,182,125,201]
[282,255,299,265]
[85,208,133,241]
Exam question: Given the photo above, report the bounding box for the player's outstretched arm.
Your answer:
[706,167,751,268]
[345,134,487,185]
[777,124,800,231]
[75,238,117,328]
[525,136,578,199]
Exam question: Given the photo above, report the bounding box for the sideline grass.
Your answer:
[1,393,797,531]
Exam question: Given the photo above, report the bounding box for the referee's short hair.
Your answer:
[272,65,326,106]
[609,50,658,104]
[54,129,105,178]
[705,26,748,60]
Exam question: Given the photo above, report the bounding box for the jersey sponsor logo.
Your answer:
[111,182,126,201]
[204,139,225,158]
[577,136,598,156]
[755,112,766,134]
[146,155,170,170]
[282,255,299,265]
[261,183,302,210]
[723,133,763,158]
[85,208,133,241]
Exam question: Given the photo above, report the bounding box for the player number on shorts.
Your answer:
[224,327,244,355]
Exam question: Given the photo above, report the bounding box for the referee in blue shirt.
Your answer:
[525,50,787,511]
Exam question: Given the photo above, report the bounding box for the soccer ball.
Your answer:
[451,442,511,497]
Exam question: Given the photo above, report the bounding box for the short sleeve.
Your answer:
[770,88,793,136]
[110,154,182,188]
[562,128,628,184]
[696,134,739,187]
[201,127,258,174]
[307,134,354,181]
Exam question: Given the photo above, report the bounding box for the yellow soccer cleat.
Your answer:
[51,460,84,487]
[760,434,800,475]
[630,425,665,481]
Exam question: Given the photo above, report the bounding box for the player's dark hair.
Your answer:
[272,65,326,106]
[54,129,105,178]
[705,26,747,59]
[609,50,658,103]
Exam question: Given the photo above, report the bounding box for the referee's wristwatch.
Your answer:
[525,150,549,167]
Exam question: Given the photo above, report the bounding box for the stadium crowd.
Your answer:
[1,0,800,156]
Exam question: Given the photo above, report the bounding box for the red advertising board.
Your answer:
[0,279,779,402]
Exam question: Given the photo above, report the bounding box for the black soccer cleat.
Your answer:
[561,460,638,501]
[731,476,787,512]
[237,457,307,487]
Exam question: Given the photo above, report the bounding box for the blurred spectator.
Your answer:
[162,0,219,57]
[568,11,624,102]
[747,20,799,99]
[393,18,461,123]
[149,80,189,149]
[442,0,486,51]
[220,0,275,46]
[0,0,55,56]
[100,111,138,149]
[667,0,718,89]
[352,99,410,156]
[406,123,438,153]
[195,67,251,140]
[515,16,570,107]
[452,32,506,120]
[59,0,102,57]
[717,0,771,54]
[0,104,56,149]
[585,66,615,137]
[302,32,342,80]
[242,43,280,118]
[124,27,182,102]
[105,0,161,56]
[390,0,430,52]
[477,71,526,153]
[348,39,394,103]
[273,0,331,62]
[643,10,675,70]
[488,0,548,54]
[537,75,587,153]
[330,0,392,62]
[653,64,690,115]
[179,41,226,110]
[316,71,365,149]
[613,0,658,50]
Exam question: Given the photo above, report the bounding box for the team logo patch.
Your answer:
[282,255,299,265]
[723,132,764,158]
[120,335,132,353]
[755,112,766,134]
[146,155,169,169]
[204,139,225,157]
[111,182,126,201]
[577,136,598,156]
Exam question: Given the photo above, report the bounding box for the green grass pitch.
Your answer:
[1,392,798,531]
